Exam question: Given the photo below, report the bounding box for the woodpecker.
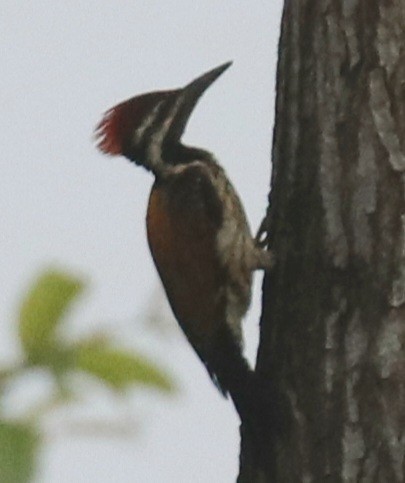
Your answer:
[95,62,272,417]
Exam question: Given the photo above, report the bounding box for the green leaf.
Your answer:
[18,269,84,364]
[0,421,39,483]
[75,340,174,393]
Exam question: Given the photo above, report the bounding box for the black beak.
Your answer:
[165,61,232,143]
[183,61,232,104]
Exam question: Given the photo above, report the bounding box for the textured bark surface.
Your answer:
[239,1,405,481]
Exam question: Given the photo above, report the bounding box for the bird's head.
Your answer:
[95,62,232,170]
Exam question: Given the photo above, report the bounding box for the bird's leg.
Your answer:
[253,212,274,271]
[255,212,270,248]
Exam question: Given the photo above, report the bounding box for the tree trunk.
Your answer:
[239,1,405,481]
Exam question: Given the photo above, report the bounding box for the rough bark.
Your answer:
[239,1,405,481]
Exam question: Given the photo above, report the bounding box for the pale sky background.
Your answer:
[1,1,283,482]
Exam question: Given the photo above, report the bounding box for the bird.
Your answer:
[95,62,272,419]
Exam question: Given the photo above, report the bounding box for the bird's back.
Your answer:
[146,160,254,396]
[146,162,231,351]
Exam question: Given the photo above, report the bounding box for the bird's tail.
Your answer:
[200,324,275,448]
[201,325,258,420]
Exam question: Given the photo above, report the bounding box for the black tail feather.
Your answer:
[203,326,257,419]
[200,325,277,448]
